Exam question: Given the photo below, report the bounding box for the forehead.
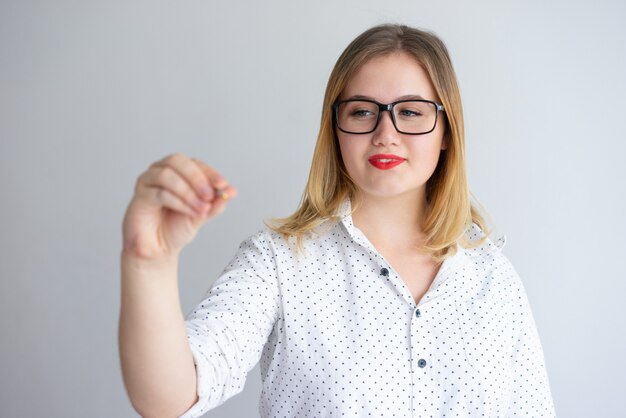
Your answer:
[341,52,437,102]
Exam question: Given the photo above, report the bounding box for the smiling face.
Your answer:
[337,51,447,204]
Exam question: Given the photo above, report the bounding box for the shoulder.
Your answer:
[461,223,509,267]
[223,222,347,280]
[230,227,285,262]
[263,219,347,248]
[463,222,507,256]
[218,227,283,274]
[236,222,339,258]
[459,223,525,301]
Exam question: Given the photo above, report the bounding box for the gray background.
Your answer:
[1,0,625,417]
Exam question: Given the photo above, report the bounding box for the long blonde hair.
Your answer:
[266,23,493,262]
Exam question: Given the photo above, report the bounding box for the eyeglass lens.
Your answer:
[337,100,438,134]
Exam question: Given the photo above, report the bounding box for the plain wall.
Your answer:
[1,0,625,417]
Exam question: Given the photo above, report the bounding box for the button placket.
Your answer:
[410,307,431,360]
[409,306,433,417]
[412,308,427,369]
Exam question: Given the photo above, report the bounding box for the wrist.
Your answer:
[121,249,180,273]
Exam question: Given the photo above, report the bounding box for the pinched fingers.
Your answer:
[136,166,208,217]
[190,158,237,203]
[137,153,209,215]
[135,153,235,218]
[153,153,215,197]
[151,188,200,219]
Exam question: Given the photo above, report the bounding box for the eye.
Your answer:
[339,101,378,121]
[350,109,375,117]
[398,108,423,117]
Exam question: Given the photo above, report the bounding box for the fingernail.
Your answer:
[217,189,229,200]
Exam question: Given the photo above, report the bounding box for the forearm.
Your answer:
[118,252,198,418]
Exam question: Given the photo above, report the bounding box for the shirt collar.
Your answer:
[336,197,378,254]
[465,222,507,253]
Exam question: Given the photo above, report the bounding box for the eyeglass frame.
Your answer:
[332,98,446,135]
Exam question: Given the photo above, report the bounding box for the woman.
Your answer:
[119,24,556,417]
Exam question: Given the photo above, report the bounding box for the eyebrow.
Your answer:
[345,94,428,101]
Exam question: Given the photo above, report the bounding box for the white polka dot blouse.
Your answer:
[180,198,556,417]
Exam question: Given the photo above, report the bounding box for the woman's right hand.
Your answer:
[122,153,237,261]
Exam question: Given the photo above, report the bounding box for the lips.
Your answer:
[368,154,406,170]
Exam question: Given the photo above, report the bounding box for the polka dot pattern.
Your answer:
[181,199,556,417]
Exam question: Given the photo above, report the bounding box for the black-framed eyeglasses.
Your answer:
[333,99,445,135]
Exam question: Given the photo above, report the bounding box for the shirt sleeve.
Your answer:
[500,254,557,417]
[178,230,281,418]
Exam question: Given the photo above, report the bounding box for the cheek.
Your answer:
[410,139,443,159]
[419,123,447,155]
[406,140,445,174]
[337,137,360,171]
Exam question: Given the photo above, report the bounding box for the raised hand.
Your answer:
[122,153,237,260]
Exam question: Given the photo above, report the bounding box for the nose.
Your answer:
[372,110,399,146]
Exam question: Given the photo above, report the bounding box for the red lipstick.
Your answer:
[368,154,406,170]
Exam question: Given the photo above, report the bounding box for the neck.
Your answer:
[351,190,429,250]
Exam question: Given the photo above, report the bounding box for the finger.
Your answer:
[190,158,231,198]
[148,187,203,219]
[213,185,236,201]
[205,185,238,219]
[152,153,218,202]
[141,165,211,216]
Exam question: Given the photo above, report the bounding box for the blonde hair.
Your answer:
[266,23,493,262]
